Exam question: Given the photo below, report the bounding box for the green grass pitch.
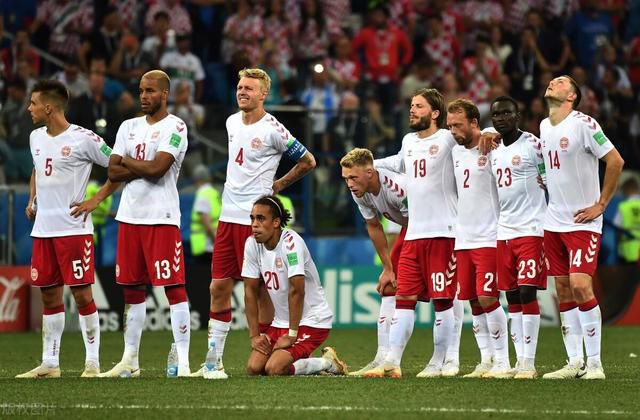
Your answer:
[1,327,639,419]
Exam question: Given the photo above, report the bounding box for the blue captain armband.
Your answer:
[284,138,307,161]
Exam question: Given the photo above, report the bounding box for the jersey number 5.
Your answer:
[44,158,53,176]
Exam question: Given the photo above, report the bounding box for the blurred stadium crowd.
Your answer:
[1,0,640,260]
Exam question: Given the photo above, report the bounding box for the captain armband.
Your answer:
[284,138,307,161]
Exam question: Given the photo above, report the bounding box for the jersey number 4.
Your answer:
[235,148,244,166]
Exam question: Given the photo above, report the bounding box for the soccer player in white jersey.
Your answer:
[100,70,190,378]
[202,68,316,379]
[243,196,347,376]
[365,88,459,379]
[339,148,408,376]
[539,76,624,380]
[490,96,547,379]
[16,80,119,378]
[448,99,512,379]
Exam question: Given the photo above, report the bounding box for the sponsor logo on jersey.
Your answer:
[287,252,298,266]
[511,155,521,166]
[61,146,71,157]
[35,149,40,156]
[128,132,135,140]
[477,155,488,167]
[251,137,262,150]
[169,133,181,148]
[455,160,459,167]
[100,144,112,157]
[593,131,607,146]
[560,137,569,150]
[429,144,439,156]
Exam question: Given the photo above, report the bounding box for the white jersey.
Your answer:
[490,131,547,240]
[30,124,112,238]
[221,112,294,225]
[112,114,188,227]
[242,229,333,329]
[452,145,499,249]
[540,111,615,233]
[375,129,457,240]
[352,168,408,227]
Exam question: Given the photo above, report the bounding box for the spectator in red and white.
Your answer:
[388,0,416,38]
[30,0,93,61]
[263,0,297,67]
[145,0,192,36]
[109,31,154,95]
[486,25,511,70]
[110,0,143,34]
[160,33,205,103]
[351,4,412,116]
[324,35,360,93]
[0,29,40,80]
[502,0,544,37]
[455,0,504,28]
[78,5,123,73]
[295,0,331,76]
[432,0,465,41]
[222,0,264,66]
[504,26,549,105]
[321,0,349,39]
[526,9,571,74]
[141,10,176,67]
[53,56,89,99]
[460,34,500,104]
[595,44,633,96]
[423,13,460,86]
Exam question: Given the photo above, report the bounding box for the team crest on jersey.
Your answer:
[61,146,71,157]
[151,131,160,140]
[275,257,283,269]
[477,155,488,167]
[251,137,262,150]
[560,137,569,150]
[429,144,439,156]
[30,267,38,281]
[511,155,521,166]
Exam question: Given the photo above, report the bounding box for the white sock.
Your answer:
[123,303,146,370]
[170,302,190,367]
[292,357,331,375]
[209,318,231,366]
[386,308,415,366]
[472,313,493,364]
[374,296,395,363]
[578,304,602,364]
[78,311,100,364]
[560,306,584,364]
[445,297,463,364]
[42,312,65,368]
[522,313,540,365]
[430,307,453,367]
[508,310,523,362]
[486,305,509,363]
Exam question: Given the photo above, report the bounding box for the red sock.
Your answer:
[77,300,97,316]
[578,298,598,312]
[508,303,522,313]
[210,309,232,322]
[395,299,416,310]
[43,304,65,315]
[521,300,540,315]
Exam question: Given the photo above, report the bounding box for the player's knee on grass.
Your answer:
[505,289,521,305]
[264,351,294,376]
[518,285,537,305]
[246,356,267,376]
[41,285,64,308]
[70,284,94,307]
[569,274,594,303]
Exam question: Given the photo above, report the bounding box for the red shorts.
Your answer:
[456,248,498,300]
[396,238,456,300]
[497,237,547,291]
[390,226,407,273]
[266,326,331,361]
[115,223,185,286]
[212,221,253,280]
[544,230,601,277]
[31,235,94,287]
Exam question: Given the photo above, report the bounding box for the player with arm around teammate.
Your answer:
[540,76,624,380]
[100,70,191,378]
[244,196,347,376]
[16,79,119,378]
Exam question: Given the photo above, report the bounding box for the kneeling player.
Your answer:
[243,196,347,376]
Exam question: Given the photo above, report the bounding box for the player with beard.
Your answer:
[100,70,190,377]
[365,88,460,378]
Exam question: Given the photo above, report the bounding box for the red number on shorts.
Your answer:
[235,148,244,166]
[483,272,495,292]
[413,159,426,178]
[135,143,146,160]
[44,158,53,176]
[496,168,512,187]
[548,150,560,169]
[517,259,537,279]
[463,169,470,188]
[264,271,280,290]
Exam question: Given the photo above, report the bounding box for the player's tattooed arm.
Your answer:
[70,179,120,222]
[120,152,175,180]
[108,154,140,182]
[574,148,624,223]
[272,151,316,194]
[274,275,305,350]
